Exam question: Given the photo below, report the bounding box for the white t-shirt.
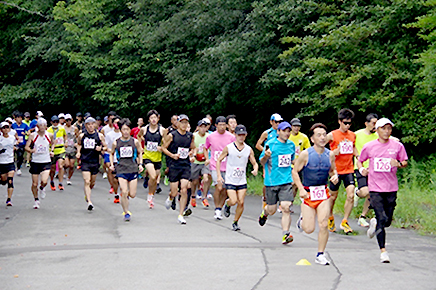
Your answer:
[0,134,16,164]
[225,142,252,186]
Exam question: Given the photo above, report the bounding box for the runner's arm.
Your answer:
[134,139,144,170]
[161,133,175,159]
[24,133,34,153]
[329,151,339,184]
[98,133,107,152]
[137,127,145,144]
[109,141,116,169]
[249,148,259,176]
[255,131,268,152]
[216,146,229,182]
[189,135,196,163]
[292,150,309,198]
[76,133,83,159]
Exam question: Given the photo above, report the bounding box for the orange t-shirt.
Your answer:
[329,129,356,174]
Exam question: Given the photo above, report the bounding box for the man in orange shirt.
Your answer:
[326,108,359,234]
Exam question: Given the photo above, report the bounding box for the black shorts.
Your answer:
[354,169,368,189]
[0,163,15,174]
[144,159,162,170]
[51,153,66,165]
[329,172,355,191]
[225,184,247,191]
[29,162,51,175]
[81,162,100,175]
[65,152,76,160]
[168,166,191,183]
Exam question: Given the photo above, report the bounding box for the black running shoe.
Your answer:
[171,198,176,210]
[224,203,231,218]
[258,211,268,226]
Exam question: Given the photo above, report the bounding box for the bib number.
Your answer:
[36,145,47,154]
[84,138,95,149]
[339,141,353,154]
[146,141,158,152]
[295,147,301,156]
[214,151,226,162]
[120,146,133,158]
[232,167,245,179]
[278,154,291,167]
[68,139,75,147]
[56,137,64,145]
[177,147,189,159]
[374,158,391,172]
[309,186,328,201]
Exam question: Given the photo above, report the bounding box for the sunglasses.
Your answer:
[342,121,352,125]
[53,121,59,124]
[2,126,10,129]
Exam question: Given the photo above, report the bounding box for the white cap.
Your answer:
[37,118,47,126]
[1,121,9,128]
[5,117,13,123]
[270,113,283,122]
[37,111,44,117]
[375,118,394,130]
[58,113,65,119]
[65,114,72,120]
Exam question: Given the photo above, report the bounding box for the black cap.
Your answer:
[107,111,117,116]
[84,112,91,118]
[235,124,247,135]
[95,116,101,121]
[177,114,189,122]
[76,112,82,117]
[24,112,30,117]
[290,118,302,126]
[51,115,60,122]
[215,116,226,124]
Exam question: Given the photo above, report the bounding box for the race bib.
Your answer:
[18,136,24,143]
[120,146,133,158]
[56,137,64,145]
[374,157,391,172]
[177,147,189,159]
[339,141,353,154]
[309,186,328,201]
[198,143,205,153]
[232,167,245,179]
[146,141,158,152]
[36,145,47,154]
[214,151,226,162]
[84,138,95,149]
[67,139,75,147]
[278,154,291,167]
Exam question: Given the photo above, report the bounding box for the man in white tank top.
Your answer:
[216,125,259,231]
[0,122,17,206]
[25,118,55,209]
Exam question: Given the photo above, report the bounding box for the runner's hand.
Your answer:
[204,159,210,166]
[76,152,81,159]
[390,158,400,167]
[218,176,224,184]
[264,149,272,158]
[189,156,195,163]
[96,145,102,152]
[361,168,369,177]
[333,148,340,156]
[109,165,115,171]
[138,164,144,173]
[157,146,162,152]
[299,189,309,200]
[251,168,258,176]
[50,151,54,157]
[330,174,339,185]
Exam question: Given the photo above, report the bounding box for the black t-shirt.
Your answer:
[167,130,192,168]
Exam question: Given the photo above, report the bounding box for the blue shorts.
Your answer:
[116,173,138,182]
[225,184,247,191]
[104,153,110,163]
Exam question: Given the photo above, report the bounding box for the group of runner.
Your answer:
[0,108,408,265]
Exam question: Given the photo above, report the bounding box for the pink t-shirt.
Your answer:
[205,131,235,171]
[359,139,408,192]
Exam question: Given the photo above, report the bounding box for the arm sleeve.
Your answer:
[359,144,369,163]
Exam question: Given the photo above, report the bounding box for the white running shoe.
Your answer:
[207,193,212,199]
[367,218,377,239]
[87,203,94,211]
[296,215,303,233]
[103,172,107,179]
[16,169,22,176]
[178,215,187,225]
[380,251,390,263]
[33,200,40,209]
[353,187,359,207]
[165,197,173,210]
[214,209,223,220]
[39,187,46,199]
[315,254,330,265]
[358,217,370,227]
[67,180,72,185]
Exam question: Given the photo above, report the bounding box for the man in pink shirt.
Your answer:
[205,116,236,220]
[358,118,408,263]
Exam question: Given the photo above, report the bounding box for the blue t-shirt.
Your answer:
[260,137,295,186]
[266,127,277,143]
[29,119,38,129]
[11,122,29,146]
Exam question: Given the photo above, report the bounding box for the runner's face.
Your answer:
[37,124,47,132]
[85,122,95,132]
[1,126,10,134]
[236,134,246,143]
[66,119,72,125]
[366,118,377,133]
[278,128,291,141]
[270,120,281,130]
[138,118,144,127]
[227,118,237,131]
[311,128,327,147]
[216,122,227,134]
[121,124,131,137]
[377,124,392,141]
[171,116,178,126]
[149,114,158,126]
[178,119,189,131]
[15,116,22,123]
[198,124,207,134]
[339,118,352,132]
[291,125,301,134]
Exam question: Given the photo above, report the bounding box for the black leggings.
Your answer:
[369,191,397,249]
[15,146,25,170]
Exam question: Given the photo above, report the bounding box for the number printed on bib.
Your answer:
[120,146,133,158]
[339,141,353,154]
[374,157,391,172]
[67,139,75,147]
[56,137,64,145]
[278,154,291,167]
[232,167,245,179]
[36,145,47,154]
[84,138,95,149]
[177,147,189,159]
[309,186,328,201]
[146,141,158,152]
[18,136,24,143]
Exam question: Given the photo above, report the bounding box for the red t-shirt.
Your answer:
[329,129,356,174]
[131,127,140,139]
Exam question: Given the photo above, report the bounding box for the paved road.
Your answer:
[1,169,435,290]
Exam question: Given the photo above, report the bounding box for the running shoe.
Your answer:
[340,220,353,234]
[123,211,131,222]
[50,182,56,191]
[258,210,268,226]
[58,184,64,191]
[164,175,169,186]
[171,198,176,210]
[147,195,154,209]
[33,200,40,209]
[296,215,303,233]
[380,251,390,263]
[315,254,330,265]
[277,204,282,213]
[223,202,231,218]
[165,197,173,210]
[183,208,192,217]
[16,169,22,176]
[178,215,187,225]
[282,232,293,245]
[143,176,149,189]
[113,196,120,204]
[367,218,377,239]
[6,200,12,206]
[353,187,359,207]
[103,172,107,179]
[77,165,81,170]
[232,221,241,231]
[67,180,72,185]
[26,162,30,167]
[87,203,94,211]
[196,190,202,199]
[156,184,162,194]
[109,187,114,194]
[214,209,223,220]
[328,216,336,232]
[358,217,370,227]
[191,198,197,207]
[202,198,210,207]
[39,187,46,199]
[207,192,212,199]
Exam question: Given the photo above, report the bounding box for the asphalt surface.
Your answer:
[1,168,436,290]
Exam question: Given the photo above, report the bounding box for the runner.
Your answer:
[258,121,295,244]
[47,115,67,191]
[0,122,17,206]
[25,118,55,209]
[76,117,107,210]
[326,108,358,234]
[190,118,211,208]
[64,114,78,185]
[163,115,178,186]
[131,117,144,139]
[217,125,258,231]
[104,116,121,203]
[293,123,339,265]
[226,115,237,135]
[109,118,143,221]
[74,112,83,135]
[58,113,66,126]
[137,110,166,209]
[23,112,32,167]
[161,114,195,224]
[358,118,408,263]
[11,112,29,176]
[204,116,236,220]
